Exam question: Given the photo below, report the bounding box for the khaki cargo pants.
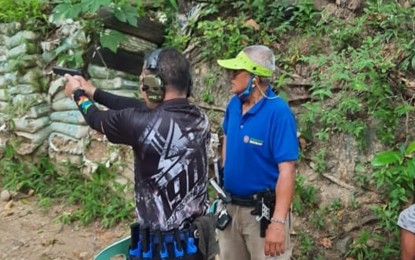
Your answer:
[217,204,292,260]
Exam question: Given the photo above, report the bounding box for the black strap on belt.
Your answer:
[230,194,258,207]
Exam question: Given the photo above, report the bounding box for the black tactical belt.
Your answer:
[230,194,258,207]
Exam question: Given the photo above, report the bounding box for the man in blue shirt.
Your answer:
[217,45,299,260]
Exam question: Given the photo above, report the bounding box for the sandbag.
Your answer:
[0,23,21,36]
[24,103,49,119]
[87,64,132,79]
[6,43,38,59]
[0,61,6,74]
[48,149,83,165]
[6,54,42,71]
[0,85,35,101]
[48,132,87,155]
[12,116,50,133]
[13,93,45,107]
[0,101,8,112]
[48,78,65,97]
[49,90,66,103]
[50,110,86,125]
[91,77,139,90]
[5,31,37,49]
[0,72,18,87]
[52,98,78,111]
[0,34,9,45]
[50,122,89,139]
[15,126,51,155]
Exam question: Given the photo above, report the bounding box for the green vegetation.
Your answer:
[293,174,319,214]
[1,0,415,257]
[178,1,412,257]
[0,0,49,30]
[0,145,134,228]
[160,0,415,150]
[346,230,400,260]
[371,141,415,230]
[296,231,325,259]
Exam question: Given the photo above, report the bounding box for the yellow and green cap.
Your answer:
[217,51,273,77]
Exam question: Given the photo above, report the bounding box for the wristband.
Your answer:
[270,217,286,225]
[72,86,83,94]
[72,87,85,101]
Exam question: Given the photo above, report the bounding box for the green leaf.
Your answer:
[52,3,80,20]
[168,0,178,10]
[332,71,350,81]
[114,8,127,23]
[395,104,415,116]
[123,6,138,26]
[311,88,332,99]
[350,81,368,91]
[100,30,125,53]
[126,15,138,27]
[68,3,83,19]
[92,0,110,13]
[405,141,415,155]
[371,151,402,167]
[376,173,384,188]
[412,55,415,71]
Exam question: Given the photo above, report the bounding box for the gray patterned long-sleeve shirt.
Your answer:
[73,89,210,231]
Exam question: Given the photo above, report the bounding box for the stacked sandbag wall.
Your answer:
[0,23,51,156]
[43,20,90,166]
[0,12,165,186]
[0,23,18,152]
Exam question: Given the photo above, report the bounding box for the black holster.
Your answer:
[250,190,275,238]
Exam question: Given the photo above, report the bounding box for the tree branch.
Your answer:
[321,173,356,190]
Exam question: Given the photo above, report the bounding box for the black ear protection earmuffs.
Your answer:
[142,48,192,101]
[142,74,164,102]
[186,78,192,98]
[142,49,164,102]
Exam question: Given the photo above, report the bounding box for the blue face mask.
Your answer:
[237,75,255,101]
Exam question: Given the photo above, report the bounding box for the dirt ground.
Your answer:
[0,192,129,260]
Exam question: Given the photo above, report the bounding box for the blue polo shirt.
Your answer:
[222,87,299,197]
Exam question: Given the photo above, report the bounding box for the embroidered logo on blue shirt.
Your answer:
[249,138,263,146]
[243,135,263,146]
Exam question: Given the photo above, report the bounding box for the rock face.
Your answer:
[313,0,365,19]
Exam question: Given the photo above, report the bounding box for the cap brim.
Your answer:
[217,58,243,70]
[217,51,273,77]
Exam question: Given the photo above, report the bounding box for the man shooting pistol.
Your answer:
[61,48,218,260]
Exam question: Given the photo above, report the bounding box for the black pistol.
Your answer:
[52,66,90,79]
